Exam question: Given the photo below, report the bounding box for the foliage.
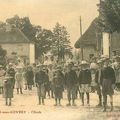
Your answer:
[3,15,72,60]
[35,28,53,57]
[0,45,7,66]
[52,23,72,60]
[98,0,120,32]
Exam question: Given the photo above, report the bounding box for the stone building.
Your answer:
[0,26,35,64]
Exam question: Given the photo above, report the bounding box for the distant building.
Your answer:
[0,25,35,64]
[75,18,102,60]
[75,17,120,60]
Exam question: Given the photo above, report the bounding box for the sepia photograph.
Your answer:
[0,0,120,120]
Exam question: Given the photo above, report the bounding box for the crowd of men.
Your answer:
[0,55,120,112]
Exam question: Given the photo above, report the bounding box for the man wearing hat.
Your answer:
[65,63,78,106]
[101,57,116,112]
[95,59,104,107]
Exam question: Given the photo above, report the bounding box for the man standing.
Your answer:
[95,59,103,107]
[35,65,49,105]
[101,57,116,112]
[65,63,78,106]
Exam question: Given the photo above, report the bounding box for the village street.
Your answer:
[0,87,120,120]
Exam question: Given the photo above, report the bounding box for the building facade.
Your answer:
[0,26,35,64]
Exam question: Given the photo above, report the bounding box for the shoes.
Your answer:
[66,103,71,106]
[96,103,102,107]
[9,102,11,106]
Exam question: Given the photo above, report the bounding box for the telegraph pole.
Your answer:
[80,16,84,60]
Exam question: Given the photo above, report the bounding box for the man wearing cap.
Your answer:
[35,65,49,105]
[101,57,116,112]
[95,59,103,107]
[65,63,78,106]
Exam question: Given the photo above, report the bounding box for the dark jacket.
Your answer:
[53,71,64,88]
[101,66,116,84]
[65,70,78,88]
[35,71,49,85]
[6,68,15,78]
[78,69,91,84]
[26,70,34,85]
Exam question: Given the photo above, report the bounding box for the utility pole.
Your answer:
[80,16,84,60]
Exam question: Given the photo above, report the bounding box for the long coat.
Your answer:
[6,68,15,87]
[101,66,116,96]
[3,77,14,98]
[52,71,64,99]
[15,72,23,88]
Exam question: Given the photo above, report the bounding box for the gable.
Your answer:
[0,28,30,44]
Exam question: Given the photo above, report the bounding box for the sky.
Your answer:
[0,0,99,47]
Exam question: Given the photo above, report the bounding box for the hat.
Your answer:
[9,63,13,66]
[81,61,88,65]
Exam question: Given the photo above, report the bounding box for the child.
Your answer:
[35,66,49,105]
[79,61,91,106]
[15,66,23,94]
[52,69,64,106]
[3,75,14,106]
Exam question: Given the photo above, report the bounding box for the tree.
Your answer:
[0,45,7,66]
[6,15,36,41]
[52,23,72,61]
[98,0,120,32]
[35,28,53,57]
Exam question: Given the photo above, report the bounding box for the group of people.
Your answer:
[0,55,120,112]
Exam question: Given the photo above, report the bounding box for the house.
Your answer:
[0,25,35,64]
[75,18,102,60]
[75,17,120,60]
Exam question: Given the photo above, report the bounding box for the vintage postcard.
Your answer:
[0,0,120,120]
